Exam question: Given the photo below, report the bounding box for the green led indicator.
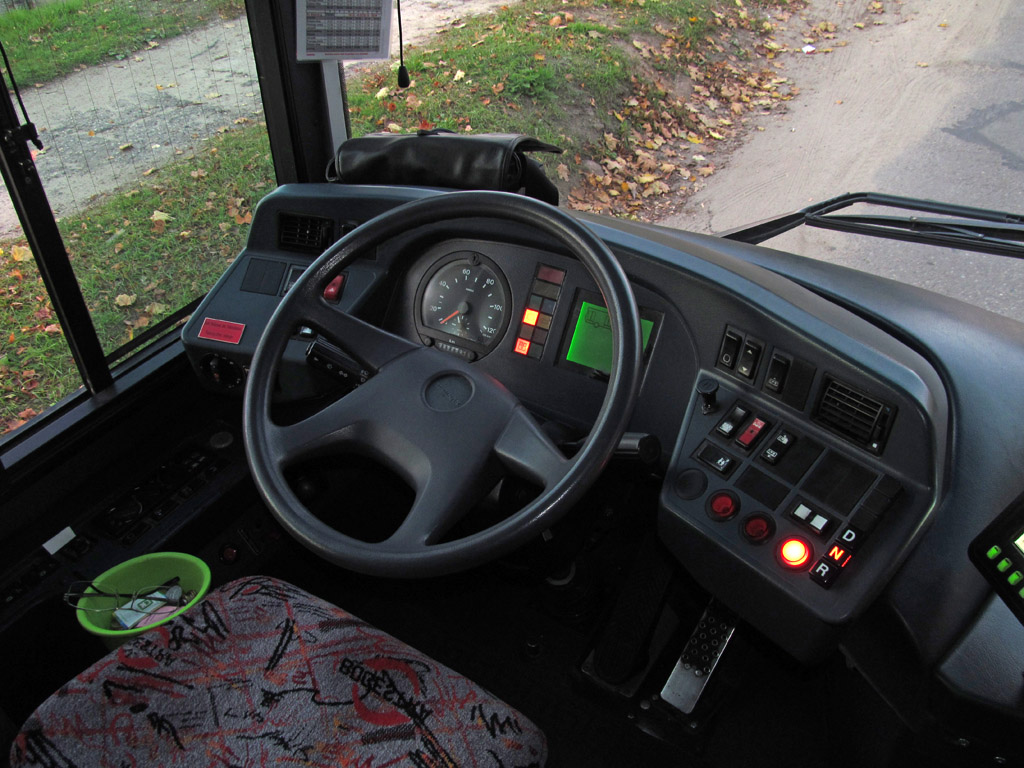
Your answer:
[986,545,1002,560]
[1009,571,1023,587]
[565,301,654,375]
[997,558,1012,573]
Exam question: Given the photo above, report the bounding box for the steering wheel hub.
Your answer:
[424,372,474,411]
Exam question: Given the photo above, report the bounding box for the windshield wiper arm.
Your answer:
[809,213,1024,259]
[723,192,1024,259]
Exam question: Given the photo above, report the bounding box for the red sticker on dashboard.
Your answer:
[197,318,245,344]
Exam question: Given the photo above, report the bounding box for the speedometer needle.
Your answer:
[440,310,460,324]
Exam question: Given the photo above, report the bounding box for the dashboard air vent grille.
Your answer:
[814,376,895,454]
[278,214,335,253]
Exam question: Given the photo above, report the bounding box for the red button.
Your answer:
[742,514,774,543]
[736,417,769,448]
[779,537,811,569]
[708,491,739,520]
[323,274,345,302]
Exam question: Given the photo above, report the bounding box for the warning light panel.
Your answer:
[523,308,540,326]
[780,538,811,569]
[514,338,531,356]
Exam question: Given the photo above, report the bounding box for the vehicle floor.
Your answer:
[0,490,954,768]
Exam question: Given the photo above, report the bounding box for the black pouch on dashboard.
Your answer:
[328,129,563,205]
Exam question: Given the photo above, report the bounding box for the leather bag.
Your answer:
[329,129,563,205]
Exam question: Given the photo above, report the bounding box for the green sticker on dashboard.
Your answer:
[565,301,654,374]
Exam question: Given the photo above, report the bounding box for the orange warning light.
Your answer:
[523,308,540,326]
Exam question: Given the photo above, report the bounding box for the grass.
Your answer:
[348,1,638,152]
[346,0,771,167]
[1,125,274,429]
[0,0,245,86]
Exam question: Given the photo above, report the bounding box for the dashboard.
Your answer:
[181,183,950,669]
[177,183,1024,753]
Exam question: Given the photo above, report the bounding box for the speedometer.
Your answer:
[417,252,511,357]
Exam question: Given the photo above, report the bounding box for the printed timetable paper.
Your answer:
[297,0,393,61]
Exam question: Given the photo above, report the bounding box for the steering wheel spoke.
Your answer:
[264,377,385,468]
[304,299,418,373]
[385,473,483,551]
[495,407,571,490]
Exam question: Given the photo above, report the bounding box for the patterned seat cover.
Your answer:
[11,576,547,767]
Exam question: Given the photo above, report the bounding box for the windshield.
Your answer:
[1,0,1021,435]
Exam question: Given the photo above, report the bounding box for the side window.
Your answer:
[0,0,274,433]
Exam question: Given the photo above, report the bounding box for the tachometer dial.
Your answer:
[418,252,510,354]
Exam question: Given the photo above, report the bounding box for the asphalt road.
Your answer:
[659,0,1024,322]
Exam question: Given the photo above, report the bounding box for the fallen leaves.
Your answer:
[567,13,795,220]
[226,198,252,225]
[150,209,173,233]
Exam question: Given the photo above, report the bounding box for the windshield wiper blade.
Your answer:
[723,192,1024,259]
[809,213,1024,259]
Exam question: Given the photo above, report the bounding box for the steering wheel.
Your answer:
[244,191,642,577]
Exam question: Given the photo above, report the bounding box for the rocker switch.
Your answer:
[736,417,769,449]
[764,354,790,393]
[718,330,741,370]
[736,341,761,379]
[717,405,750,438]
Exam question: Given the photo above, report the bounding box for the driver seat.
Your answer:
[9,576,547,767]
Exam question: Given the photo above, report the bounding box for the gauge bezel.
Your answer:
[413,250,513,359]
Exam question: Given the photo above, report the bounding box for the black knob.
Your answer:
[697,378,719,414]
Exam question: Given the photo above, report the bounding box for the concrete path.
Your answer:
[0,0,507,238]
[658,0,1024,321]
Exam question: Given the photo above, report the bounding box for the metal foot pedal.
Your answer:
[659,601,736,715]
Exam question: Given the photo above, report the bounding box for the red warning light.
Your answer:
[522,308,540,326]
[780,538,811,569]
[708,491,738,520]
[514,338,531,356]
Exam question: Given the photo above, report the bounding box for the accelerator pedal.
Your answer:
[659,600,736,715]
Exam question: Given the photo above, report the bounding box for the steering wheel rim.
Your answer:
[244,190,642,578]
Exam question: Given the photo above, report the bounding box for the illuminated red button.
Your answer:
[779,537,811,569]
[707,491,739,520]
[323,274,345,302]
[742,514,775,543]
[514,338,531,355]
[736,417,769,449]
[523,308,540,326]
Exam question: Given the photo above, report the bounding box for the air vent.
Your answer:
[278,213,335,253]
[814,376,895,454]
